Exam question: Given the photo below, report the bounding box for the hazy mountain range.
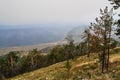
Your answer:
[0,24,81,48]
[66,26,120,44]
[0,24,119,48]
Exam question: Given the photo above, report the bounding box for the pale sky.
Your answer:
[0,0,112,25]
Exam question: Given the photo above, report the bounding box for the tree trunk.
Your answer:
[87,40,90,57]
[102,48,105,73]
[107,30,111,72]
[102,28,107,73]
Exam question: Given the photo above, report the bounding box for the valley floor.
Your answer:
[0,42,59,56]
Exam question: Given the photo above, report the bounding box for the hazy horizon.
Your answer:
[0,24,87,48]
[0,0,112,25]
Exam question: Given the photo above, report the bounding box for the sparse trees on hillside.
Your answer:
[19,56,30,73]
[0,57,8,78]
[82,28,91,57]
[65,34,75,59]
[28,48,39,70]
[7,51,19,76]
[89,7,114,73]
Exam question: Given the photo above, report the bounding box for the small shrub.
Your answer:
[115,71,120,80]
[113,48,120,54]
[73,75,83,80]
[65,60,71,73]
[54,71,67,80]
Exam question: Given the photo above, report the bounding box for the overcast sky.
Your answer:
[0,0,112,25]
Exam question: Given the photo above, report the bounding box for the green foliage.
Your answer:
[113,48,120,53]
[53,71,67,80]
[115,19,120,36]
[109,0,120,36]
[89,6,114,73]
[0,29,119,79]
[65,60,71,72]
[19,56,30,72]
[6,47,120,80]
[108,0,120,9]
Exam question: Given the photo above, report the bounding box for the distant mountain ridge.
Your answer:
[0,24,76,48]
[1,24,119,48]
[66,25,88,43]
[67,26,120,44]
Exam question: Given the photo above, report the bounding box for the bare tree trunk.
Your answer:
[102,48,105,73]
[87,40,90,57]
[31,57,34,69]
[107,30,111,72]
[10,56,14,76]
[102,29,107,73]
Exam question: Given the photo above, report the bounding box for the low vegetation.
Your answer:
[8,47,120,80]
[0,41,91,79]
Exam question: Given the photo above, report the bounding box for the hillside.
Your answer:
[8,47,120,80]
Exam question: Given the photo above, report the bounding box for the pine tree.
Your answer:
[90,7,114,73]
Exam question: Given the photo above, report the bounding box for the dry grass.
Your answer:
[8,47,120,80]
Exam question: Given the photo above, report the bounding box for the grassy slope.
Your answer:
[8,47,120,80]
